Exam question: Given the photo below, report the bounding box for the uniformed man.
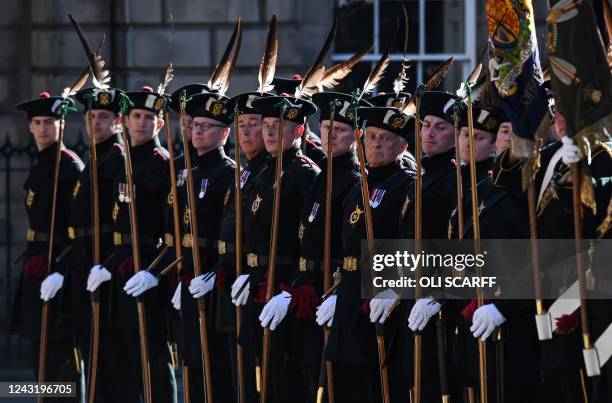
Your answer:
[442,104,540,403]
[87,86,176,403]
[400,91,462,402]
[324,104,415,403]
[493,107,612,403]
[13,92,85,400]
[274,91,367,402]
[230,94,319,402]
[65,87,125,402]
[211,91,271,401]
[166,91,237,401]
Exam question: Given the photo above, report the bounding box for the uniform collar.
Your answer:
[196,146,225,168]
[37,141,60,163]
[422,148,455,172]
[367,159,401,183]
[95,134,119,156]
[246,150,269,171]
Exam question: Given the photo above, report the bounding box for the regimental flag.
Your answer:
[547,0,611,175]
[486,0,549,164]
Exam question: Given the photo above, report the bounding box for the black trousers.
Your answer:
[85,329,176,403]
[31,338,85,403]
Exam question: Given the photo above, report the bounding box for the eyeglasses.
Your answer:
[188,122,226,131]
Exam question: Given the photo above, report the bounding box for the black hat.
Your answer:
[271,75,302,96]
[357,106,415,144]
[419,91,461,123]
[225,92,274,116]
[459,104,507,136]
[251,95,317,124]
[312,92,371,126]
[125,86,166,116]
[366,92,412,109]
[185,92,231,125]
[75,87,124,114]
[169,83,213,113]
[16,92,76,120]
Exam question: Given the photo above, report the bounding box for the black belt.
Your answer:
[113,232,155,246]
[245,253,295,268]
[68,223,113,240]
[298,257,343,272]
[26,228,48,242]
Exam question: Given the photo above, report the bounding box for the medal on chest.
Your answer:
[298,221,305,241]
[118,182,130,203]
[240,170,251,189]
[26,189,35,208]
[184,208,191,225]
[348,205,363,226]
[199,179,209,199]
[369,188,386,208]
[177,169,186,187]
[308,202,320,222]
[251,194,262,214]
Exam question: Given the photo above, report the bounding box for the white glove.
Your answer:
[86,265,112,292]
[470,303,506,341]
[171,283,181,311]
[369,289,398,324]
[231,274,250,306]
[259,291,292,331]
[189,273,216,298]
[316,295,337,327]
[40,272,64,301]
[408,296,442,331]
[124,270,159,297]
[560,136,580,165]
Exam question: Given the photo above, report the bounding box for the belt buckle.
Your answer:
[26,229,35,241]
[343,257,357,271]
[68,226,76,240]
[113,232,122,246]
[218,241,227,255]
[247,253,258,268]
[299,257,307,272]
[182,234,193,248]
[164,233,173,247]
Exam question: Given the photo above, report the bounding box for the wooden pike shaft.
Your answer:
[120,116,152,403]
[353,118,390,403]
[323,107,336,403]
[179,102,214,403]
[571,164,592,348]
[453,109,464,239]
[466,94,487,403]
[164,112,191,403]
[413,95,423,403]
[86,101,102,403]
[233,110,246,403]
[38,117,66,403]
[260,109,285,403]
[526,184,544,315]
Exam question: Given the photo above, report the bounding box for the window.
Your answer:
[333,0,477,96]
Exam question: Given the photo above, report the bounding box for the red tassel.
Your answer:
[117,256,134,279]
[23,252,48,277]
[555,311,579,334]
[360,299,371,315]
[280,283,320,321]
[461,299,479,323]
[215,265,229,291]
[253,280,268,305]
[168,269,179,291]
